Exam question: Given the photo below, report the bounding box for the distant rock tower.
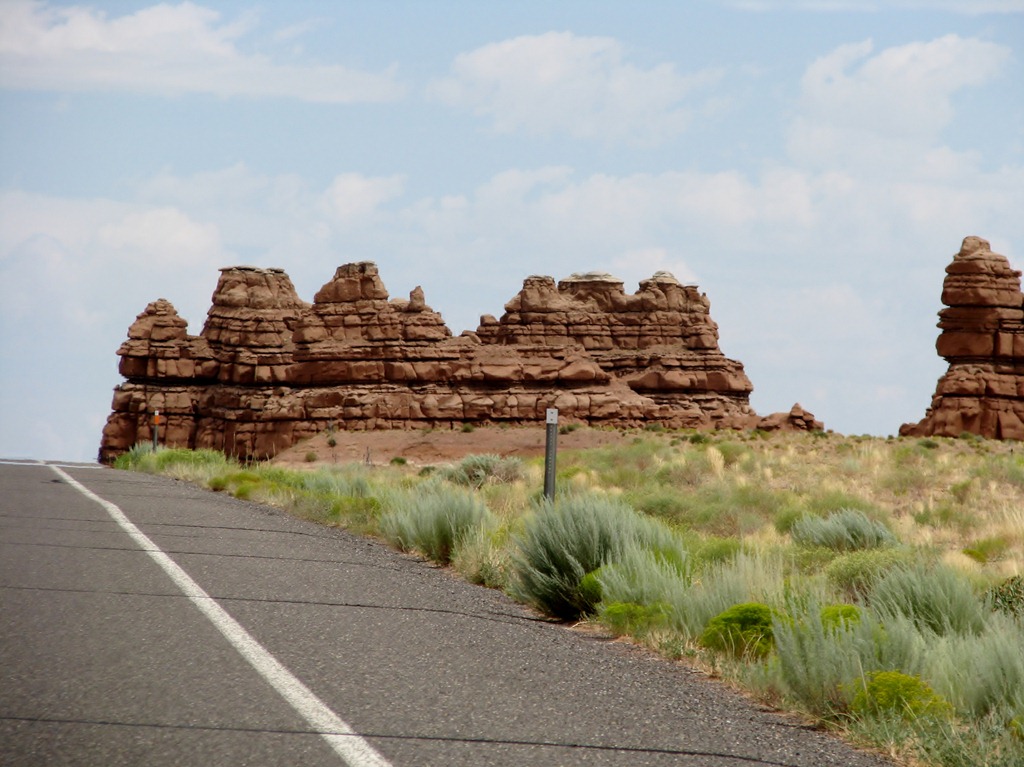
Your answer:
[901,236,1024,440]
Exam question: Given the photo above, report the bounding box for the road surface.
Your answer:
[0,460,893,766]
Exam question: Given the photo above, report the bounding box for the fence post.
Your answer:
[544,408,558,501]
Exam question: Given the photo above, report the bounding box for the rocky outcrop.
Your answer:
[99,262,821,462]
[901,236,1024,440]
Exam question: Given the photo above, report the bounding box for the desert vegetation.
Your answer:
[115,429,1024,767]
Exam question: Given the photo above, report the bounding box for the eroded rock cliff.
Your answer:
[901,236,1024,440]
[99,262,820,462]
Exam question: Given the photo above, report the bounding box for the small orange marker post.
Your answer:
[152,410,161,450]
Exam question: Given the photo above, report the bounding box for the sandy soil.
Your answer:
[272,424,640,468]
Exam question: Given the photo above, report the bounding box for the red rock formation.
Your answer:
[99,263,821,462]
[901,236,1024,440]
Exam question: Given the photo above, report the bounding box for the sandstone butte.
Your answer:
[98,263,822,462]
[901,236,1024,441]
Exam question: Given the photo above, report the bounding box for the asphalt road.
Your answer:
[0,461,895,767]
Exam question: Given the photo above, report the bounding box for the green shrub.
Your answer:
[692,536,742,566]
[849,671,952,720]
[389,456,408,466]
[773,506,807,535]
[380,486,493,565]
[803,490,879,516]
[715,441,750,467]
[114,446,234,481]
[113,442,154,470]
[509,495,680,620]
[962,536,1012,564]
[988,574,1024,617]
[824,547,916,599]
[820,604,862,631]
[441,454,522,488]
[599,601,671,638]
[699,602,777,658]
[870,564,988,636]
[791,508,898,551]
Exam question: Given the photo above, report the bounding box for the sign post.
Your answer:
[152,410,161,451]
[544,408,558,502]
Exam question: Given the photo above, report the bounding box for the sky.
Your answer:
[1,0,1023,462]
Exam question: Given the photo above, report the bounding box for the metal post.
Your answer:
[152,410,160,451]
[544,408,558,501]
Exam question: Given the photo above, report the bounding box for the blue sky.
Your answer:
[1,0,1022,461]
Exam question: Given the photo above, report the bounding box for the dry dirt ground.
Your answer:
[272,424,638,468]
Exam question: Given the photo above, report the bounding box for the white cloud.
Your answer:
[429,31,721,145]
[799,36,1009,138]
[0,0,405,102]
[610,248,700,288]
[789,35,1011,172]
[0,189,230,330]
[721,1,1024,12]
[98,208,223,265]
[322,173,407,226]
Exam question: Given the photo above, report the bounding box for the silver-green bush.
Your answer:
[509,494,681,620]
[791,509,898,551]
[870,564,989,636]
[380,485,494,565]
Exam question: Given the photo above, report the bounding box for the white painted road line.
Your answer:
[48,464,393,767]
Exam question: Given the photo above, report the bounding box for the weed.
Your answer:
[988,575,1024,617]
[304,451,317,463]
[390,456,408,466]
[451,523,510,589]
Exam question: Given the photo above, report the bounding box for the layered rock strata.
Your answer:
[100,262,821,462]
[901,236,1024,440]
